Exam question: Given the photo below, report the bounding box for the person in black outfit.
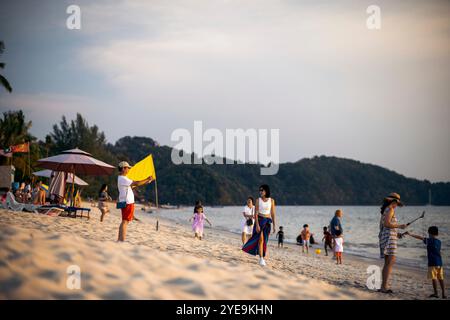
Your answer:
[276,226,285,248]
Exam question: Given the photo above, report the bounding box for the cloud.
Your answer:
[0,93,106,139]
[1,0,449,181]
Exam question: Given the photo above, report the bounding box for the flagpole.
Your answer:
[28,142,31,178]
[155,179,159,208]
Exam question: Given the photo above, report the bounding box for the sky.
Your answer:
[0,0,449,182]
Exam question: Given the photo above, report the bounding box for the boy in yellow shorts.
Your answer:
[407,226,447,299]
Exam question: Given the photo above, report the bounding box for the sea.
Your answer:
[147,205,450,272]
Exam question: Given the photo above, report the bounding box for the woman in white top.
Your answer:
[241,197,255,245]
[242,184,276,266]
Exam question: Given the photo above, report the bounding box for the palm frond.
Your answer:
[0,74,12,92]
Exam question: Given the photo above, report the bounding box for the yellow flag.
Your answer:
[127,154,156,181]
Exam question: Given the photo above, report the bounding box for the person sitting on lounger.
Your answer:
[32,181,46,205]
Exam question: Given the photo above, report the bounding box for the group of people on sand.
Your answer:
[1,180,47,207]
[240,198,345,263]
[236,187,445,298]
[377,193,446,298]
[115,161,446,298]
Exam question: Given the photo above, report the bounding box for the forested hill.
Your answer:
[3,112,448,206]
[108,136,450,206]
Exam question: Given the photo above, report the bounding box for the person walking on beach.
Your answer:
[98,184,112,222]
[329,209,344,258]
[301,224,311,254]
[322,226,333,256]
[330,209,343,237]
[117,161,153,242]
[189,205,212,240]
[241,197,255,245]
[378,192,408,294]
[242,184,276,266]
[276,226,285,248]
[334,230,344,264]
[406,226,447,299]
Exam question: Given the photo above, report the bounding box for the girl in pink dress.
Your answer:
[189,205,212,240]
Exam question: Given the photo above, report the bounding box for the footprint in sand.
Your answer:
[37,269,60,282]
[6,250,25,261]
[164,277,194,286]
[53,292,85,300]
[186,264,200,271]
[46,234,61,240]
[2,227,18,236]
[56,252,72,262]
[0,275,22,292]
[102,290,133,300]
[184,285,206,297]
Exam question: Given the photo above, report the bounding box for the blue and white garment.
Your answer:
[379,208,398,258]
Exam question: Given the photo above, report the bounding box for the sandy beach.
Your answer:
[0,203,446,300]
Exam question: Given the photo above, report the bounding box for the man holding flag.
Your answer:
[117,160,154,242]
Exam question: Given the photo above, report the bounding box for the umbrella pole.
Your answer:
[71,169,75,207]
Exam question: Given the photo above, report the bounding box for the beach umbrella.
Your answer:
[48,171,66,201]
[33,169,89,186]
[36,148,114,176]
[36,148,115,205]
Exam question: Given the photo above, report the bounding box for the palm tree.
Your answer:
[0,41,12,92]
[0,110,33,148]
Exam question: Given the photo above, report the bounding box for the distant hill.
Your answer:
[103,136,450,206]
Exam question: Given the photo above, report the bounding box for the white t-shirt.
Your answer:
[334,237,344,253]
[241,205,255,233]
[118,175,134,204]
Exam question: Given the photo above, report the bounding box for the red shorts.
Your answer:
[335,252,342,258]
[121,203,135,221]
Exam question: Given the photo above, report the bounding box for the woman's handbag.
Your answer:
[246,218,253,226]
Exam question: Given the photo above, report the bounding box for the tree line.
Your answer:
[1,110,449,205]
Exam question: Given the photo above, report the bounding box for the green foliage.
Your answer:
[0,41,12,92]
[45,113,118,198]
[3,111,450,205]
[0,110,33,147]
[0,111,40,178]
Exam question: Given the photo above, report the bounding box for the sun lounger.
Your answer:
[5,192,40,212]
[66,206,91,219]
[5,193,65,216]
[36,204,66,216]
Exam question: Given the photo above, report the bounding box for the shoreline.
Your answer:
[0,204,448,300]
[165,217,427,276]
[149,208,436,275]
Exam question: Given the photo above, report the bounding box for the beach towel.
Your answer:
[242,217,272,257]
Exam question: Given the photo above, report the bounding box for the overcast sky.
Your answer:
[0,0,449,182]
